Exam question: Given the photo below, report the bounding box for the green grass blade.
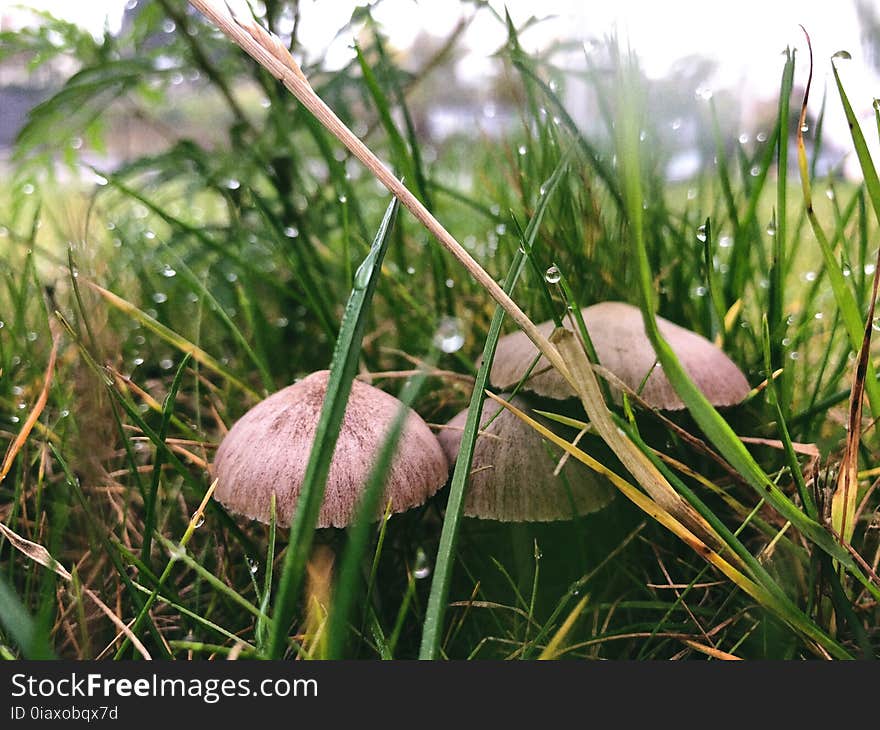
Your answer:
[419,158,568,659]
[614,48,880,600]
[141,353,192,567]
[0,574,55,659]
[326,370,429,659]
[266,196,400,659]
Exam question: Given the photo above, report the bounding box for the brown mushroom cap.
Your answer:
[489,301,750,410]
[212,370,449,528]
[436,394,615,522]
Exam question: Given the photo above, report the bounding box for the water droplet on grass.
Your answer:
[695,225,707,243]
[766,221,776,237]
[152,292,168,304]
[433,316,464,353]
[544,265,561,284]
[247,557,259,575]
[413,548,431,579]
[194,514,205,528]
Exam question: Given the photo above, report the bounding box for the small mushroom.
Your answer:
[437,394,614,522]
[490,301,750,410]
[212,370,449,528]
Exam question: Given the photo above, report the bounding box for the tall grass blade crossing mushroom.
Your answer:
[212,371,448,529]
[490,301,750,410]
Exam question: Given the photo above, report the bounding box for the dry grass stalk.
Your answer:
[187,0,571,388]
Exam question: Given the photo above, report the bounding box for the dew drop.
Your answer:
[161,265,176,278]
[800,123,809,133]
[444,278,454,289]
[152,292,168,304]
[750,165,760,177]
[832,50,852,60]
[826,188,835,200]
[22,183,34,195]
[518,144,527,155]
[225,178,240,190]
[433,316,465,353]
[803,271,817,282]
[159,358,174,370]
[766,221,776,237]
[163,19,176,33]
[338,194,347,203]
[413,548,431,579]
[353,262,371,290]
[738,132,749,144]
[283,226,299,238]
[10,416,20,424]
[133,357,144,367]
[247,557,259,575]
[194,514,205,528]
[275,317,289,328]
[544,265,561,284]
[695,225,707,243]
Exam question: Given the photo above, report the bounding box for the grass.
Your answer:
[2,3,880,660]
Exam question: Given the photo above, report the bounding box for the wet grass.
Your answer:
[1,5,880,660]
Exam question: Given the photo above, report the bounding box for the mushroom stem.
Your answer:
[187,0,573,389]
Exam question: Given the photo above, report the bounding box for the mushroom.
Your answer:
[437,394,614,522]
[212,370,449,528]
[489,301,750,410]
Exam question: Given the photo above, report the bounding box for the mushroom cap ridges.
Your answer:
[436,395,614,522]
[212,370,449,528]
[489,301,750,410]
